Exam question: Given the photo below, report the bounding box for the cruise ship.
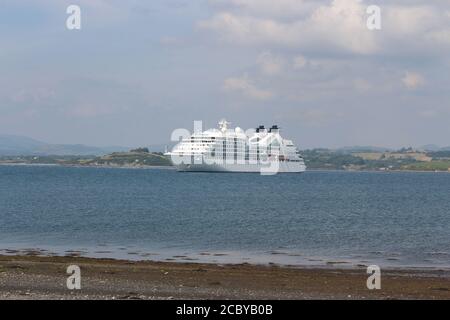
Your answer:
[166,120,306,174]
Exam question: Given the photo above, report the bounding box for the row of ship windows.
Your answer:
[188,139,277,144]
[178,149,297,155]
[188,139,247,142]
[200,155,303,162]
[187,144,287,148]
[177,150,299,156]
[189,137,289,143]
[179,152,302,159]
[183,148,285,151]
[187,142,266,146]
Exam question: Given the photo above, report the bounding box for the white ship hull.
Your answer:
[173,161,306,173]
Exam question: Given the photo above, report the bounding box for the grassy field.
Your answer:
[0,152,172,167]
[402,161,450,171]
[302,149,450,171]
[82,152,171,167]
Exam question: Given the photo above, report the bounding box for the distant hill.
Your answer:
[336,146,392,153]
[81,151,172,167]
[0,150,172,167]
[2,133,448,157]
[418,144,450,152]
[418,144,441,152]
[32,144,130,156]
[0,134,129,156]
[0,135,46,155]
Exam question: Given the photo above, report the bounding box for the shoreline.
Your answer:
[1,162,450,173]
[1,246,449,272]
[0,163,175,170]
[0,254,449,299]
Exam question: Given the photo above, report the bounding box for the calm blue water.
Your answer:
[0,165,449,269]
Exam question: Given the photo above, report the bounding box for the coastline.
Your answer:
[1,245,448,271]
[1,162,450,173]
[0,254,449,300]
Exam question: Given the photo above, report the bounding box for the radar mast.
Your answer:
[218,119,231,132]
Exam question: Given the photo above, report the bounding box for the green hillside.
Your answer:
[0,149,172,167]
[81,151,171,167]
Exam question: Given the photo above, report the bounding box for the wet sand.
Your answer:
[0,255,449,300]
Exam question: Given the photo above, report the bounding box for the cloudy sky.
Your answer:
[1,0,449,148]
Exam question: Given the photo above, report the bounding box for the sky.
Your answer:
[1,0,449,149]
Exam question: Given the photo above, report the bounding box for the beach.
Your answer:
[0,255,449,300]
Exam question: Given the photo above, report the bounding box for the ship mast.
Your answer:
[218,119,231,132]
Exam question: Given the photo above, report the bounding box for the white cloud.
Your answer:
[384,6,438,35]
[200,0,450,56]
[427,29,450,45]
[307,0,377,54]
[256,51,284,75]
[353,78,372,92]
[293,55,307,69]
[402,71,425,89]
[198,13,289,46]
[223,75,273,100]
[199,0,378,54]
[209,0,314,18]
[10,88,55,104]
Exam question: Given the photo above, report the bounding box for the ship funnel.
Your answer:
[269,125,279,133]
[256,125,265,133]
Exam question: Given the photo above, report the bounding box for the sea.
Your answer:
[1,165,449,269]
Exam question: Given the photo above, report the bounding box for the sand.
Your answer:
[0,255,449,300]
